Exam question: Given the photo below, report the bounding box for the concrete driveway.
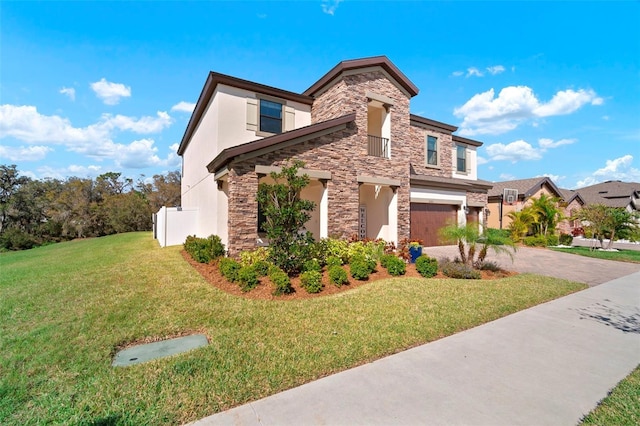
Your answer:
[422,245,640,286]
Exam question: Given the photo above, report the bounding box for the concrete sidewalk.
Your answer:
[191,272,640,426]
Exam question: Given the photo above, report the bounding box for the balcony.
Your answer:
[368,135,389,158]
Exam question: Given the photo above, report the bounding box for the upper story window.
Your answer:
[456,145,466,173]
[427,135,438,166]
[259,99,283,134]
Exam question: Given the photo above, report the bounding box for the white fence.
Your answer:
[153,207,198,247]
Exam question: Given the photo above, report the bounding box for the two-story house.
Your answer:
[175,56,492,255]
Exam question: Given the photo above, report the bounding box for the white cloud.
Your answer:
[454,86,603,136]
[485,140,542,163]
[90,78,131,105]
[0,144,52,161]
[466,67,483,77]
[321,0,342,15]
[0,105,172,147]
[36,164,103,180]
[538,138,576,149]
[482,137,578,164]
[452,71,464,77]
[476,155,488,165]
[60,87,76,101]
[536,173,565,182]
[499,173,517,180]
[576,155,640,188]
[171,101,196,113]
[486,65,505,75]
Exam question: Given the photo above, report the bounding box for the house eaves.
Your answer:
[177,72,314,156]
[303,56,419,98]
[411,174,493,192]
[452,135,483,147]
[206,113,356,174]
[410,114,458,134]
[488,177,563,200]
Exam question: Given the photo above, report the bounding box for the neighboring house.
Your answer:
[175,56,492,255]
[568,180,640,213]
[486,177,585,235]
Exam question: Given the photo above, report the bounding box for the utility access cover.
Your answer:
[112,334,208,367]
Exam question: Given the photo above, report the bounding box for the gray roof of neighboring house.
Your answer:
[487,177,563,199]
[573,180,640,209]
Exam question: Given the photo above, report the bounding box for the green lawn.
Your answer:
[581,365,640,425]
[1,232,586,425]
[551,246,640,263]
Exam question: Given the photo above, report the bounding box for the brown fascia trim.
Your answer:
[177,72,314,156]
[206,113,356,174]
[525,177,563,198]
[452,135,483,147]
[410,174,493,192]
[303,56,419,98]
[410,114,458,134]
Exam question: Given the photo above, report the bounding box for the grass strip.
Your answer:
[1,232,586,425]
[581,365,640,425]
[551,246,640,263]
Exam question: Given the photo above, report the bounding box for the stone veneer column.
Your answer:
[226,165,259,257]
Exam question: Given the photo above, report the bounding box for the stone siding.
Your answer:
[408,125,454,178]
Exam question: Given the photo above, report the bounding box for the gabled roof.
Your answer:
[410,114,458,134]
[488,177,563,199]
[177,72,314,156]
[574,180,640,208]
[206,113,356,174]
[559,188,586,206]
[303,56,419,98]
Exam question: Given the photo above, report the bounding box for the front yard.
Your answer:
[551,246,640,263]
[0,232,586,425]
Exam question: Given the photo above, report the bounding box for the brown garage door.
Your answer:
[410,203,457,246]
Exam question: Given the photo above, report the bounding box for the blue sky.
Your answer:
[1,0,638,189]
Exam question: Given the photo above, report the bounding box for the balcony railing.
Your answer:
[367,135,389,158]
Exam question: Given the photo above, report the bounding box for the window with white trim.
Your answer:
[456,145,466,172]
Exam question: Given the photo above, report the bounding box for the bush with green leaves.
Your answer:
[380,254,395,269]
[349,256,373,280]
[325,255,343,269]
[0,228,39,251]
[251,260,271,277]
[300,270,323,293]
[268,267,292,295]
[256,160,315,274]
[321,238,350,264]
[523,235,548,247]
[485,228,511,242]
[303,258,322,273]
[346,240,384,265]
[384,256,406,276]
[183,234,226,263]
[546,234,559,246]
[559,233,573,246]
[239,247,270,267]
[441,259,481,279]
[415,255,438,278]
[328,265,348,287]
[219,257,241,282]
[237,266,259,292]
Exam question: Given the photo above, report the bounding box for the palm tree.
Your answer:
[475,230,517,267]
[529,194,564,237]
[507,208,537,242]
[439,223,517,267]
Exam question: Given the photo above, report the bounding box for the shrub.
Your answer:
[415,255,438,278]
[0,228,39,251]
[184,235,225,263]
[269,267,292,295]
[322,238,350,264]
[237,266,259,292]
[571,227,584,237]
[219,258,241,282]
[251,260,271,277]
[328,265,348,287]
[385,256,406,276]
[441,259,481,279]
[303,258,322,273]
[546,234,559,246]
[485,228,511,242]
[523,235,548,247]
[476,260,501,272]
[349,257,372,280]
[380,254,395,269]
[346,240,384,265]
[325,255,343,269]
[239,247,270,267]
[300,270,323,293]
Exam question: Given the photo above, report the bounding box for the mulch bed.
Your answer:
[182,251,517,301]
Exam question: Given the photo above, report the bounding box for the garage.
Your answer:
[410,203,458,246]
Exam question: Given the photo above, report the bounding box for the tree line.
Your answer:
[0,164,180,250]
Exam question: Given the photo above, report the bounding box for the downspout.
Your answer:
[499,194,503,230]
